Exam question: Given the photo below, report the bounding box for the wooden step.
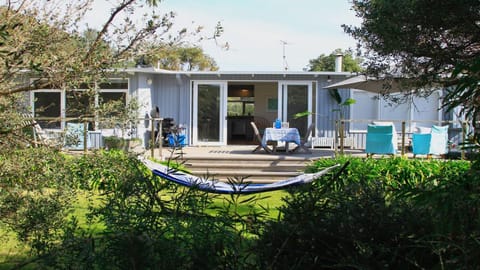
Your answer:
[177,156,311,184]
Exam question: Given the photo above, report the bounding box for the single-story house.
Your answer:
[28,61,460,150]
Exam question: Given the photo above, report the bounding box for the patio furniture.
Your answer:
[293,123,313,154]
[412,125,449,158]
[142,157,340,194]
[21,113,62,147]
[250,122,276,153]
[253,116,271,137]
[262,127,301,153]
[365,123,397,157]
[64,122,91,150]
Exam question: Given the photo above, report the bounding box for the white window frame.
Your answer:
[30,89,66,130]
[30,78,129,131]
[191,80,228,146]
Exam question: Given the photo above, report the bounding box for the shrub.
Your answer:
[255,157,478,269]
[0,147,77,260]
[44,150,266,269]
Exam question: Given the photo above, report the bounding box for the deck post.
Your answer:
[401,121,406,156]
[340,120,345,154]
[158,119,163,160]
[150,118,155,158]
[334,120,338,156]
[462,121,467,160]
[83,120,88,153]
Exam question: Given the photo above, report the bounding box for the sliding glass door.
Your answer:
[192,81,227,145]
[278,82,312,136]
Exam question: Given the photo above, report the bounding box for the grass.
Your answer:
[211,190,288,219]
[0,187,290,268]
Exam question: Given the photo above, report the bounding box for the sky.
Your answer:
[86,0,362,71]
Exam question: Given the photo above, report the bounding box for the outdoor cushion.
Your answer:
[412,125,448,156]
[365,124,397,155]
[415,126,432,134]
[64,122,91,150]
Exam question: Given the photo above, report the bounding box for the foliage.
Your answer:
[344,0,480,119]
[293,92,355,120]
[307,48,363,72]
[137,44,219,71]
[328,89,356,120]
[97,97,140,138]
[0,147,77,260]
[0,95,32,149]
[19,150,270,269]
[0,0,223,147]
[255,157,479,269]
[4,151,480,269]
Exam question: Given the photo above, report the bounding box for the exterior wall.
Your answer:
[139,70,453,149]
[144,72,350,146]
[148,74,191,125]
[313,80,351,138]
[253,82,277,122]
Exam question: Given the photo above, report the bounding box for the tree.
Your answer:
[343,0,480,118]
[138,44,219,71]
[0,0,223,261]
[0,0,222,146]
[307,48,363,72]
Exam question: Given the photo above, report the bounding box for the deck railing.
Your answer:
[19,115,476,159]
[21,116,165,158]
[334,119,470,159]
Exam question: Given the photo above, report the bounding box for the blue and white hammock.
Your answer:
[142,158,340,194]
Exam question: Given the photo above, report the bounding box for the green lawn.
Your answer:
[0,188,289,268]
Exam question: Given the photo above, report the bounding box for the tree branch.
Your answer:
[83,0,136,64]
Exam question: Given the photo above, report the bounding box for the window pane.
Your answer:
[227,102,243,116]
[34,92,61,129]
[98,79,128,89]
[99,92,126,105]
[197,84,220,142]
[245,103,254,116]
[98,92,127,129]
[66,91,92,118]
[287,85,308,135]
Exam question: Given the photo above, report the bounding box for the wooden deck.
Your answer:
[146,145,365,183]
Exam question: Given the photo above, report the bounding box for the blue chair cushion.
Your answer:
[412,133,432,155]
[366,124,396,155]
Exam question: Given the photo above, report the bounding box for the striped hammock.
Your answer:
[141,158,340,194]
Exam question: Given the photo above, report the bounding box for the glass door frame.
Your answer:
[277,81,313,125]
[191,80,228,146]
[277,81,313,133]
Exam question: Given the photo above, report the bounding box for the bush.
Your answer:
[0,147,78,260]
[255,157,479,269]
[42,150,266,269]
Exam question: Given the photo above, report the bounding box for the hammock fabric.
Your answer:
[141,158,340,194]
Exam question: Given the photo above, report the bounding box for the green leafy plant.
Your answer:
[293,89,355,120]
[255,157,478,269]
[329,88,356,120]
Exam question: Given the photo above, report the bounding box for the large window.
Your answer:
[66,90,92,118]
[33,91,62,129]
[31,78,128,130]
[350,90,441,132]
